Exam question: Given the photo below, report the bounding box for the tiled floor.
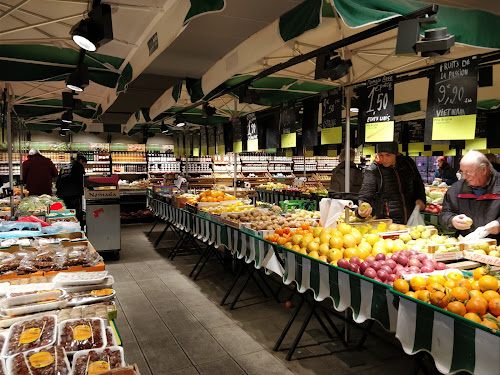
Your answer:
[109,223,440,375]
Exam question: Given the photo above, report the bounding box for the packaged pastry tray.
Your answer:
[105,326,117,347]
[1,299,67,318]
[2,289,64,308]
[2,315,57,357]
[52,271,108,286]
[6,345,71,375]
[57,318,106,355]
[66,289,115,307]
[72,346,125,375]
[62,276,114,293]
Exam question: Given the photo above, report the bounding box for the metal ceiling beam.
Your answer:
[0,14,83,36]
[155,4,440,124]
[0,0,30,21]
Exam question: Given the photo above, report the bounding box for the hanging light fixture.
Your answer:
[61,110,73,123]
[175,116,185,127]
[66,63,89,92]
[71,3,113,52]
[160,121,169,133]
[202,103,216,118]
[315,53,352,80]
[59,129,68,136]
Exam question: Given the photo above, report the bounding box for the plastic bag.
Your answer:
[407,205,425,227]
[460,226,489,243]
[0,221,42,232]
[16,215,50,227]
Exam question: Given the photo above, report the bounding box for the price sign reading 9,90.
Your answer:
[432,56,478,118]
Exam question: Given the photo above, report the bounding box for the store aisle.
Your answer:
[110,224,417,375]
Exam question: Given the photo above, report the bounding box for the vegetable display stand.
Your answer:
[392,290,500,375]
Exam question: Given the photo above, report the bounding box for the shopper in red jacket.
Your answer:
[22,149,58,196]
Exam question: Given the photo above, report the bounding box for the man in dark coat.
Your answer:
[56,154,87,223]
[439,150,500,240]
[22,149,58,195]
[357,141,426,224]
[329,148,363,193]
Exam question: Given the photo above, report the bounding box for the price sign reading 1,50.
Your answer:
[437,83,469,106]
[367,87,389,113]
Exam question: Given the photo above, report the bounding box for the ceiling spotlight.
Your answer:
[202,103,216,118]
[175,116,185,127]
[416,28,455,57]
[238,86,259,104]
[350,97,359,113]
[315,53,352,80]
[62,110,73,124]
[66,63,89,92]
[71,4,113,52]
[62,92,83,110]
[59,129,68,136]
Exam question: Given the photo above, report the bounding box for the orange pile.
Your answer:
[198,190,236,203]
[394,267,500,331]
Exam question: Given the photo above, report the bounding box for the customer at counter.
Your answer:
[56,154,87,223]
[440,150,500,240]
[22,149,58,195]
[357,141,426,224]
[329,148,363,193]
[434,156,457,186]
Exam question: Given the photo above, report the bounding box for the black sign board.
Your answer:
[185,132,192,155]
[279,101,296,134]
[216,124,224,146]
[173,134,179,154]
[208,126,216,148]
[431,55,478,119]
[394,122,403,144]
[302,97,319,147]
[232,117,242,142]
[407,119,425,143]
[193,130,200,150]
[320,88,342,128]
[475,110,488,138]
[361,74,395,124]
[247,113,258,140]
[178,133,185,154]
[223,122,233,152]
[200,126,207,147]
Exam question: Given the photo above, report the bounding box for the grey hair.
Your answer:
[462,150,494,174]
[28,149,40,156]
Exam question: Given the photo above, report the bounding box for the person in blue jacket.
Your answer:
[434,156,457,185]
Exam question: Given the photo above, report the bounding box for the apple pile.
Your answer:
[337,250,447,285]
[424,204,442,214]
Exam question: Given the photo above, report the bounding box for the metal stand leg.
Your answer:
[189,243,212,277]
[285,302,316,361]
[254,271,280,303]
[193,244,216,280]
[274,297,305,351]
[153,222,171,247]
[322,311,348,347]
[229,266,255,310]
[356,320,375,348]
[169,231,188,260]
[147,218,160,236]
[220,262,245,306]
[312,310,334,340]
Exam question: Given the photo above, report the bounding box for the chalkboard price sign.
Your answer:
[216,124,224,145]
[247,113,257,140]
[432,56,478,118]
[232,118,242,142]
[407,119,425,143]
[279,101,296,134]
[208,126,216,147]
[320,88,342,128]
[364,74,394,123]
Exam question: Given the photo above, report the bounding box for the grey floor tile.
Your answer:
[139,339,192,373]
[161,367,199,375]
[155,305,205,334]
[173,288,213,308]
[115,317,136,344]
[196,358,246,375]
[125,261,158,281]
[234,350,294,375]
[175,329,229,365]
[208,324,263,357]
[122,341,152,375]
[188,303,234,329]
[126,313,175,342]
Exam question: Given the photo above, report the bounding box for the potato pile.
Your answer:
[227,209,319,231]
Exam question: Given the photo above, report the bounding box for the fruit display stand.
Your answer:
[188,173,215,188]
[243,171,270,188]
[392,289,500,374]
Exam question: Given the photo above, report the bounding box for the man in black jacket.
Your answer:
[56,154,87,223]
[357,141,426,224]
[439,150,500,239]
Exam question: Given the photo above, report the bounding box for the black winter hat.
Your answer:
[375,141,399,155]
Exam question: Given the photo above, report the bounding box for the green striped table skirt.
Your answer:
[282,250,397,331]
[394,292,500,375]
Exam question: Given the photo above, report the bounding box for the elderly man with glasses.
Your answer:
[439,150,500,239]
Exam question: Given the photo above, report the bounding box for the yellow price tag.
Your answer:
[247,139,259,152]
[233,141,242,153]
[91,289,113,297]
[465,138,487,150]
[192,148,200,157]
[29,352,54,368]
[73,325,92,341]
[321,127,342,145]
[201,145,207,156]
[432,114,476,140]
[365,121,394,142]
[19,328,41,344]
[88,361,110,375]
[281,133,296,148]
[217,145,225,155]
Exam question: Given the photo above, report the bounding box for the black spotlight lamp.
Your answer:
[315,53,352,80]
[160,121,168,133]
[66,63,89,92]
[61,110,73,124]
[238,86,259,104]
[59,129,68,136]
[416,28,455,57]
[71,3,113,52]
[175,116,186,127]
[202,103,216,118]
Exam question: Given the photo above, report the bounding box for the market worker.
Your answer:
[22,149,58,195]
[329,148,363,193]
[56,154,87,223]
[434,156,458,185]
[357,141,426,224]
[439,150,500,239]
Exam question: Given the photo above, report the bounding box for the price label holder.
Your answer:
[361,75,395,143]
[246,113,258,152]
[281,133,296,148]
[321,127,342,145]
[430,56,478,140]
